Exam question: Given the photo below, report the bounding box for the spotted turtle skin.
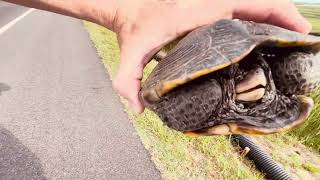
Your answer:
[268,50,320,95]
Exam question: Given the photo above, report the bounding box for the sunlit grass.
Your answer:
[290,5,320,152]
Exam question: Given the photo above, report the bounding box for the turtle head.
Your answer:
[235,67,267,102]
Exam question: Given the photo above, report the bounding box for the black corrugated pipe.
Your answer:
[231,135,292,180]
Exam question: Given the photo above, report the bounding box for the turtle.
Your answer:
[139,19,320,136]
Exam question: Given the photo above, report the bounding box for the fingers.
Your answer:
[113,36,162,113]
[233,0,312,34]
[113,46,145,113]
[113,24,171,113]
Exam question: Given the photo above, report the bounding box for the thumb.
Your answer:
[112,44,147,113]
[233,0,312,34]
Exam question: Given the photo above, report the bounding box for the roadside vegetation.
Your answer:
[83,4,320,179]
[298,5,320,31]
[290,5,320,152]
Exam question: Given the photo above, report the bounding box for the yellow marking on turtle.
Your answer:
[159,61,231,95]
[263,38,320,47]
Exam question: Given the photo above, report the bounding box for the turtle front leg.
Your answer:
[151,76,223,132]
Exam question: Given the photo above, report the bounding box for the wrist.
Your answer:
[4,0,119,30]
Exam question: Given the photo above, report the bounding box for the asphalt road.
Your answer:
[0,2,160,179]
[0,2,28,27]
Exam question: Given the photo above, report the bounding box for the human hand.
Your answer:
[110,0,311,113]
[6,0,311,113]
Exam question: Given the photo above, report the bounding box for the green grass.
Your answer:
[304,162,320,174]
[298,5,320,32]
[289,6,320,152]
[83,21,320,179]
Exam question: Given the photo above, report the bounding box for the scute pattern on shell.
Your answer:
[142,20,257,97]
[141,19,320,102]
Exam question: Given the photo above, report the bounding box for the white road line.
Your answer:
[0,8,34,35]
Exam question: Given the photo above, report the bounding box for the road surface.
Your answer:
[0,2,161,179]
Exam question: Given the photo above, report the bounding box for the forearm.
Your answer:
[3,0,118,30]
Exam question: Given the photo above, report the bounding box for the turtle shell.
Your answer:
[140,19,320,105]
